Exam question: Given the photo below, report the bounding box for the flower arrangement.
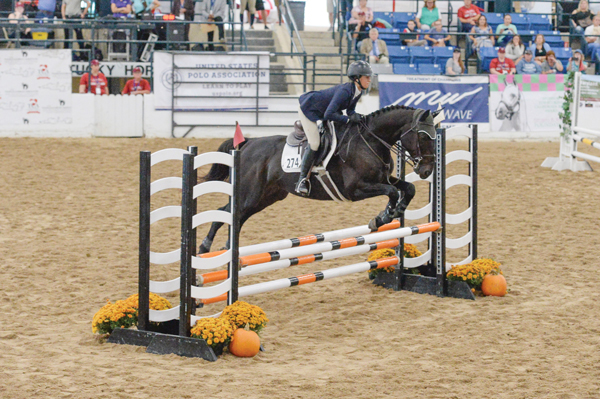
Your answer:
[219,301,269,333]
[559,71,575,138]
[446,258,503,290]
[367,244,422,279]
[190,317,235,350]
[92,293,172,335]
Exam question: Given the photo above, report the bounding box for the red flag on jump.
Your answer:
[233,121,245,149]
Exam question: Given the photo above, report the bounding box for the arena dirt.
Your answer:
[0,137,599,398]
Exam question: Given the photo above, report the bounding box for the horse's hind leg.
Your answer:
[198,203,230,253]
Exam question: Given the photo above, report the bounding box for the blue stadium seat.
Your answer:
[418,64,442,75]
[388,46,411,64]
[528,14,553,31]
[393,63,419,75]
[432,46,454,66]
[379,29,401,45]
[373,12,393,25]
[393,12,416,31]
[538,31,564,48]
[478,46,499,72]
[409,46,434,65]
[509,13,530,31]
[482,13,503,31]
[552,47,573,66]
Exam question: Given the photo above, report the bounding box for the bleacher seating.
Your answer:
[410,46,434,65]
[388,46,411,64]
[509,14,530,31]
[418,63,442,75]
[373,12,394,25]
[432,46,454,66]
[482,13,503,30]
[378,29,401,46]
[393,12,416,31]
[528,14,553,32]
[478,46,499,72]
[393,63,419,75]
[552,47,573,66]
[538,31,565,48]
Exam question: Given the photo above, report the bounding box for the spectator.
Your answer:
[572,0,595,33]
[457,0,481,33]
[516,49,542,74]
[172,0,194,46]
[348,0,373,42]
[541,50,564,74]
[446,47,465,75]
[359,28,389,64]
[416,0,441,31]
[199,0,227,50]
[505,34,525,65]
[469,14,494,51]
[132,0,158,17]
[402,19,427,46]
[425,20,450,47]
[529,34,551,64]
[36,0,56,19]
[62,0,91,59]
[79,60,109,95]
[584,14,600,60]
[327,0,334,31]
[495,14,517,47]
[567,49,589,73]
[122,67,151,95]
[240,0,256,28]
[7,2,32,40]
[489,47,516,75]
[112,0,132,18]
[255,0,269,29]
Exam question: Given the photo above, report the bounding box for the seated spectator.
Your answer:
[541,51,564,74]
[348,0,373,42]
[469,15,494,51]
[516,49,542,74]
[505,35,525,65]
[7,2,32,40]
[79,60,109,95]
[359,28,389,64]
[402,20,427,46]
[496,14,517,47]
[489,47,516,75]
[425,20,450,47]
[111,0,132,18]
[584,14,600,60]
[457,0,481,33]
[198,0,227,50]
[567,49,589,73]
[572,0,595,33]
[529,34,551,64]
[122,67,151,95]
[416,0,441,31]
[446,47,465,75]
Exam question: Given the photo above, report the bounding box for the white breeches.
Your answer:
[298,106,321,151]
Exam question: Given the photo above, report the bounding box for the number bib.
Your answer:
[280,144,304,173]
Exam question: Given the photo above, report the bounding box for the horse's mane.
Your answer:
[366,105,418,119]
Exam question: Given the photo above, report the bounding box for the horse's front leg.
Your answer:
[388,177,416,218]
[352,182,400,230]
[198,203,230,253]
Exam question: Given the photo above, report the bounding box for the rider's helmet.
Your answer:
[347,60,373,81]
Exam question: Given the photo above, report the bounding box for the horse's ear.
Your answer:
[419,109,431,122]
[432,108,445,125]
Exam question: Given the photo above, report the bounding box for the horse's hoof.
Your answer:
[368,217,379,231]
[198,245,209,254]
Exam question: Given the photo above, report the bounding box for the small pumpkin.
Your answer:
[229,327,261,357]
[481,273,507,297]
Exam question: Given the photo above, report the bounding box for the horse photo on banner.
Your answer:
[489,74,565,133]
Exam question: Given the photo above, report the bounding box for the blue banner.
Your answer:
[378,75,490,123]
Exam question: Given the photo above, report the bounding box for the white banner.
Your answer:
[153,51,270,111]
[71,62,153,78]
[577,74,600,131]
[0,49,72,125]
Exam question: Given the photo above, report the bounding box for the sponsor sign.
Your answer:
[378,75,489,123]
[576,74,600,131]
[0,49,72,125]
[71,62,153,78]
[489,74,565,132]
[153,51,270,111]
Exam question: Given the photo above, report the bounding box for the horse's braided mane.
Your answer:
[367,104,417,119]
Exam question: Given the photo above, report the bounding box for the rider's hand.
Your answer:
[349,113,364,124]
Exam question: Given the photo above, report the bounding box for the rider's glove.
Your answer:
[348,113,364,124]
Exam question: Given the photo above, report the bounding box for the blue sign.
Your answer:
[379,75,489,123]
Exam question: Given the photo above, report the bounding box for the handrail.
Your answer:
[280,0,305,55]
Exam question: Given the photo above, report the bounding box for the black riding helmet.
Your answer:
[347,60,373,90]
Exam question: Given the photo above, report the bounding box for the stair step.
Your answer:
[293,37,336,47]
[296,31,337,39]
[227,29,273,38]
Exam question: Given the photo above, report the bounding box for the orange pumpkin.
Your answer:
[481,273,507,297]
[229,328,261,357]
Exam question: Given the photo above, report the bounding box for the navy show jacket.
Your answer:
[299,82,361,124]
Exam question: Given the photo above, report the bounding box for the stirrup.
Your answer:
[295,177,311,196]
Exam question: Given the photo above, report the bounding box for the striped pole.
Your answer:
[573,134,600,151]
[199,238,401,284]
[198,219,403,260]
[236,222,439,267]
[199,256,400,305]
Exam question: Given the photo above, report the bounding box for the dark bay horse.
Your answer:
[198,105,440,253]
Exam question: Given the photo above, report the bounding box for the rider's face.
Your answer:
[358,75,371,89]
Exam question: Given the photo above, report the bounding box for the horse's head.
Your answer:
[496,83,520,120]
[402,109,437,180]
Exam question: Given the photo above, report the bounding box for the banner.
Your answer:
[71,62,152,78]
[0,49,72,125]
[153,51,270,111]
[576,74,600,131]
[489,74,565,132]
[378,75,489,123]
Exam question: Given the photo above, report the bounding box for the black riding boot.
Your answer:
[295,147,318,197]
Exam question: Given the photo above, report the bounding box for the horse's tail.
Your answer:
[199,138,249,182]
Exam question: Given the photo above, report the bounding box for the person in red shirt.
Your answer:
[79,60,109,95]
[457,0,481,32]
[122,67,151,95]
[489,47,516,75]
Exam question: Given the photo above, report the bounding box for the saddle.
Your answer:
[286,120,333,167]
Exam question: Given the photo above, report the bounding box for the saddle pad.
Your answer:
[281,143,304,173]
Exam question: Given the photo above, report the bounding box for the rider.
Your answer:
[295,60,373,196]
